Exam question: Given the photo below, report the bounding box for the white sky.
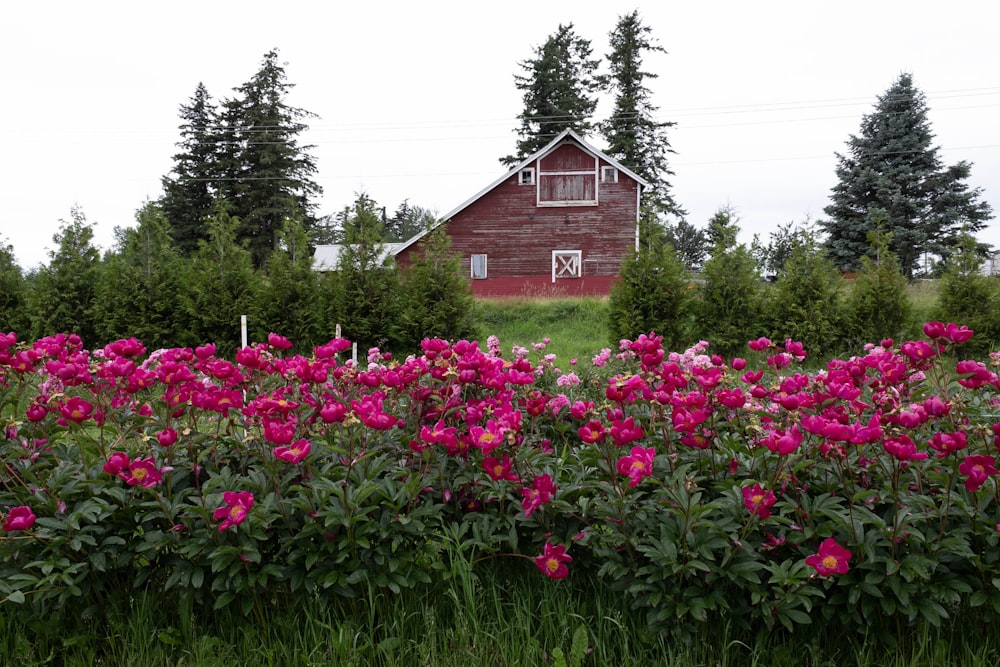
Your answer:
[2,0,998,270]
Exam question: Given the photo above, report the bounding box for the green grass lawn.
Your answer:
[475,297,611,364]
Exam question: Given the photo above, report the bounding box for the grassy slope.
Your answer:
[474,282,941,364]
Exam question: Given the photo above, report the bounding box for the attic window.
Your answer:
[600,166,618,183]
[518,168,535,185]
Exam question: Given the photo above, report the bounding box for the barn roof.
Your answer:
[392,128,650,255]
[312,242,406,271]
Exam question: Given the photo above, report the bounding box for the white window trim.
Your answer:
[518,168,535,185]
[551,250,582,282]
[600,166,618,183]
[471,253,488,279]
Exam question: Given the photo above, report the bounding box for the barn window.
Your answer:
[471,254,488,279]
[518,168,535,185]
[552,250,582,282]
[600,166,618,183]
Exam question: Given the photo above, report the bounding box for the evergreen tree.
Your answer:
[935,233,1000,355]
[325,194,401,351]
[602,10,682,221]
[218,50,323,268]
[0,238,29,335]
[180,202,260,357]
[608,244,694,349]
[397,227,475,349]
[765,231,845,359]
[160,83,221,255]
[254,218,324,350]
[698,242,764,358]
[28,207,101,344]
[821,73,993,278]
[705,205,741,252]
[844,224,912,346]
[502,24,603,167]
[93,203,188,350]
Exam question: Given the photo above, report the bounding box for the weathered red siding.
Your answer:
[395,139,640,298]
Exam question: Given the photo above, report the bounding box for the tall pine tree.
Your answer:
[160,82,221,255]
[821,73,992,278]
[502,24,603,167]
[218,50,322,269]
[602,11,682,223]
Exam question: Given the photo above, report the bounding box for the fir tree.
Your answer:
[502,24,603,167]
[821,73,993,278]
[602,11,682,221]
[219,50,323,269]
[160,83,221,255]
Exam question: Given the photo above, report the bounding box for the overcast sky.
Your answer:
[2,0,998,270]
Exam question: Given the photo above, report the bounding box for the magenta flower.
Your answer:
[520,474,556,518]
[122,457,162,488]
[274,439,311,464]
[534,542,572,579]
[883,435,928,461]
[610,417,644,447]
[805,538,852,576]
[482,454,519,482]
[577,420,607,444]
[943,323,974,344]
[742,483,777,519]
[60,396,94,424]
[616,446,656,487]
[2,505,36,531]
[928,431,967,457]
[959,454,998,492]
[156,428,178,447]
[214,491,254,531]
[103,452,131,476]
[267,332,293,350]
[748,337,772,352]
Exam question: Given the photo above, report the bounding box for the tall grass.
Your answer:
[475,297,610,362]
[476,282,943,365]
[4,564,1000,666]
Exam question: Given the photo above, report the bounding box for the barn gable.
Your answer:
[394,129,649,297]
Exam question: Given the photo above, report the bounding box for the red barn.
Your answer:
[393,129,649,298]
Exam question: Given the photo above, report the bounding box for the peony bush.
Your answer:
[2,325,1000,639]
